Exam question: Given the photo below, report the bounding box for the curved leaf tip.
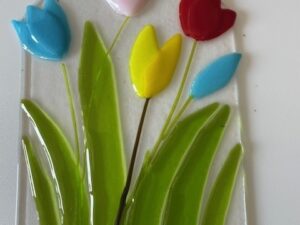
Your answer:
[201,144,244,225]
[78,21,126,225]
[22,136,61,225]
[190,53,242,99]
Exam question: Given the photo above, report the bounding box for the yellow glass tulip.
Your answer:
[130,25,182,98]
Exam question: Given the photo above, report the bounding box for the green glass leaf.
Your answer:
[162,105,231,225]
[22,137,61,225]
[201,144,244,225]
[78,21,126,225]
[122,103,229,225]
[21,100,89,225]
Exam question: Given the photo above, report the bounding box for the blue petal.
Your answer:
[190,53,242,99]
[44,0,70,33]
[26,6,68,59]
[11,0,71,61]
[12,20,58,59]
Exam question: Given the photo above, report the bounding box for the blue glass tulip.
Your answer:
[190,53,242,99]
[12,0,71,60]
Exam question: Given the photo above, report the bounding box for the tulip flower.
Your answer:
[130,25,182,98]
[12,0,71,60]
[114,25,182,225]
[106,0,149,16]
[191,53,242,99]
[179,0,237,41]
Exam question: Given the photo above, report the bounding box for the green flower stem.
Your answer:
[162,96,193,138]
[107,16,130,55]
[115,98,151,225]
[152,40,197,155]
[61,64,81,163]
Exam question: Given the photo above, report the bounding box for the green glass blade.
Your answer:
[21,100,89,225]
[22,137,61,225]
[122,103,228,225]
[78,21,126,225]
[201,144,244,225]
[162,105,231,225]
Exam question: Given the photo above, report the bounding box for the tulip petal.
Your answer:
[190,53,242,99]
[44,0,70,33]
[130,25,159,97]
[106,0,149,16]
[11,0,71,60]
[179,0,237,41]
[26,6,68,58]
[130,26,182,98]
[142,34,182,98]
[12,20,57,59]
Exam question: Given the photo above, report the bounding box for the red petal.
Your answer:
[218,9,237,36]
[179,0,194,36]
[179,0,237,41]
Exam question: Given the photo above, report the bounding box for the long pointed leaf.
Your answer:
[122,103,229,225]
[201,144,244,225]
[162,105,231,225]
[78,21,126,225]
[21,100,89,225]
[22,137,61,225]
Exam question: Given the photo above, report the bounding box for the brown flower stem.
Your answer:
[115,98,151,225]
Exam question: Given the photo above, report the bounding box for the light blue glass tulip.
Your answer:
[12,0,71,60]
[190,53,242,99]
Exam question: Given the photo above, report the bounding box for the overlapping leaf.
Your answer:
[22,137,61,225]
[121,103,230,225]
[201,144,244,225]
[162,105,231,225]
[78,21,126,225]
[21,100,89,225]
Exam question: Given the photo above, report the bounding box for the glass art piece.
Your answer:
[13,0,248,225]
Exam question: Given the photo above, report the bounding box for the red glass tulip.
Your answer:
[179,0,237,41]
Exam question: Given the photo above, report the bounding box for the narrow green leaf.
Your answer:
[21,100,89,225]
[162,105,231,225]
[61,63,81,163]
[201,144,244,225]
[78,21,126,225]
[122,103,227,225]
[22,137,61,225]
